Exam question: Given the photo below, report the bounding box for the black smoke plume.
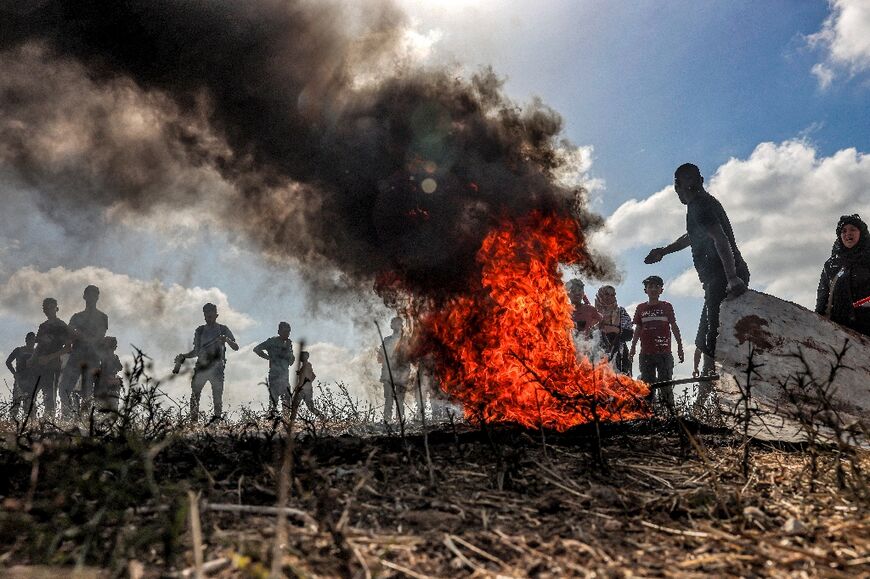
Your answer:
[0,0,607,300]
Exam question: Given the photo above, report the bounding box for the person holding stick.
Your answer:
[175,303,239,422]
[816,214,870,337]
[378,316,411,423]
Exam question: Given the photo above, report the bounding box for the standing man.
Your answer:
[58,285,109,419]
[32,298,70,419]
[6,332,36,420]
[629,276,684,410]
[253,321,295,415]
[176,303,239,422]
[645,163,749,380]
[378,316,411,423]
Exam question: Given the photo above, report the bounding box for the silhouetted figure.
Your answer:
[418,352,451,420]
[645,163,749,378]
[32,298,70,419]
[296,350,324,418]
[378,316,411,423]
[816,214,870,337]
[94,336,123,412]
[176,303,238,422]
[6,332,36,421]
[58,285,109,419]
[254,322,295,415]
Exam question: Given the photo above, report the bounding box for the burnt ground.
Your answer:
[0,412,868,578]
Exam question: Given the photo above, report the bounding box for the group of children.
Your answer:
[568,275,689,409]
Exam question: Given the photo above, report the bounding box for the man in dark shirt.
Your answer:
[33,297,70,419]
[6,332,36,420]
[58,285,109,419]
[644,163,749,378]
[176,303,239,422]
[253,321,295,414]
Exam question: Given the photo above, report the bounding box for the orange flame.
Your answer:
[421,211,650,431]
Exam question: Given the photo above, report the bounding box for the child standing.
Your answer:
[95,336,123,411]
[630,276,684,409]
[296,351,324,419]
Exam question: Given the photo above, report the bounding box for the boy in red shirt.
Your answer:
[630,276,684,409]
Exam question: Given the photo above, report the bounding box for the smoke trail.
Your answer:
[0,0,608,299]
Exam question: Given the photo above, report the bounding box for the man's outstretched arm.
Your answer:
[645,234,690,264]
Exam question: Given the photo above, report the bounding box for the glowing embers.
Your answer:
[425,212,650,431]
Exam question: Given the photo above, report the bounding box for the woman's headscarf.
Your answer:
[832,214,869,260]
[595,285,620,327]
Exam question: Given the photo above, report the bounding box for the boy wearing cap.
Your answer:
[630,276,684,409]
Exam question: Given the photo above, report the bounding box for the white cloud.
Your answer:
[809,0,870,87]
[601,139,870,308]
[811,63,836,90]
[591,186,685,253]
[668,268,703,299]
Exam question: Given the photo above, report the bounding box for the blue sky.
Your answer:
[1,0,869,409]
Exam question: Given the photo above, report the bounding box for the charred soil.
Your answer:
[1,416,868,578]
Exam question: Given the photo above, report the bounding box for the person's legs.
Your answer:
[58,357,82,419]
[78,359,99,416]
[638,354,657,384]
[382,380,394,422]
[190,370,208,421]
[302,382,323,418]
[394,382,407,422]
[210,366,225,419]
[10,378,22,421]
[37,368,58,419]
[268,369,288,415]
[657,354,675,411]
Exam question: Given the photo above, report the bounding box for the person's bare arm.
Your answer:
[221,329,240,351]
[629,331,640,358]
[671,321,684,363]
[645,234,690,264]
[5,349,17,375]
[706,223,746,297]
[253,340,270,360]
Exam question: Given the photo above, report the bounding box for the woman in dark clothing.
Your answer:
[815,214,870,337]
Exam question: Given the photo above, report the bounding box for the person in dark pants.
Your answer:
[629,276,684,411]
[253,321,295,415]
[6,332,36,420]
[644,164,749,410]
[58,285,109,419]
[815,214,870,337]
[32,298,70,419]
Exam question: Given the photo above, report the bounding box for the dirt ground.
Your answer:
[1,413,868,578]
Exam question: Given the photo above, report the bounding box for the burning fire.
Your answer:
[421,211,650,431]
